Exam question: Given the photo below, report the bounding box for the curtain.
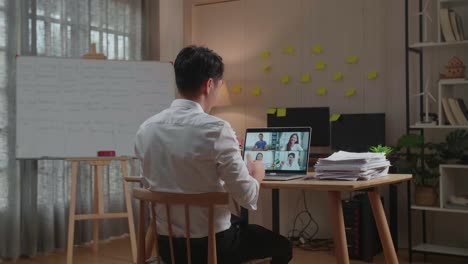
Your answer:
[0,0,148,260]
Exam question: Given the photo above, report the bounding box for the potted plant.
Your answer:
[391,134,443,206]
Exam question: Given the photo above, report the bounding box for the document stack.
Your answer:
[314,151,390,181]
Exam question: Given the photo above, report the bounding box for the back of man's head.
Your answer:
[174,46,224,98]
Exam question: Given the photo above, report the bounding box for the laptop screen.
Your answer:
[243,127,311,174]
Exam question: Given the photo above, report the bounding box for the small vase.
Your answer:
[415,186,438,206]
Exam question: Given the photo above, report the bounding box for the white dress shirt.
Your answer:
[134,99,259,238]
[281,144,304,151]
[281,161,300,170]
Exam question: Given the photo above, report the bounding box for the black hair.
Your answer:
[259,133,263,136]
[256,153,263,160]
[174,45,224,97]
[288,153,295,158]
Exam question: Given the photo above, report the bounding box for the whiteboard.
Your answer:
[16,56,175,158]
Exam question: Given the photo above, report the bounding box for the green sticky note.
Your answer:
[345,88,356,97]
[262,65,272,72]
[316,87,327,96]
[252,87,261,96]
[260,50,271,59]
[333,72,344,81]
[284,45,295,55]
[312,45,323,54]
[330,114,341,122]
[281,75,290,84]
[232,84,242,94]
[267,108,277,114]
[367,71,378,80]
[277,108,287,117]
[316,61,326,71]
[346,55,358,64]
[300,73,311,83]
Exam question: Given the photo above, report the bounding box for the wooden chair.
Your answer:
[133,187,229,264]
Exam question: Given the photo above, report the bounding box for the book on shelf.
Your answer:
[449,11,463,41]
[457,98,468,122]
[442,97,458,125]
[441,8,457,42]
[448,98,468,125]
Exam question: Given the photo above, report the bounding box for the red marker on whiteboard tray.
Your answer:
[97,150,116,157]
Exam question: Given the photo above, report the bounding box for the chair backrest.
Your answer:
[133,187,229,264]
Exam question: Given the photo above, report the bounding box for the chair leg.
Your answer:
[145,220,156,259]
[138,200,146,264]
[66,161,78,264]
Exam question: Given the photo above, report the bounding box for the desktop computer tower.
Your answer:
[342,193,382,262]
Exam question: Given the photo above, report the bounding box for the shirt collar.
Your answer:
[171,99,205,113]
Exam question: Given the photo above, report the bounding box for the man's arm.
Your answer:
[214,124,264,210]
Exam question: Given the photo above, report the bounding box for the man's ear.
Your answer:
[201,78,214,95]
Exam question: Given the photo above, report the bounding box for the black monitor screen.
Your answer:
[331,113,385,152]
[267,107,330,146]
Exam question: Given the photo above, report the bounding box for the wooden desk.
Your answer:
[260,174,412,264]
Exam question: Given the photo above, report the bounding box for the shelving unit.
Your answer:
[405,0,468,261]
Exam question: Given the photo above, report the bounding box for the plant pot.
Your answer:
[415,186,438,206]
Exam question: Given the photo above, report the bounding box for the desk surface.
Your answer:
[261,174,412,191]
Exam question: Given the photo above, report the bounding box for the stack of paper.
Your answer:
[313,151,390,181]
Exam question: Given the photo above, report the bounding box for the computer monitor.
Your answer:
[267,107,330,146]
[331,113,385,152]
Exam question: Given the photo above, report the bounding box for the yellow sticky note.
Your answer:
[316,87,327,96]
[316,61,326,71]
[300,73,311,83]
[281,75,290,84]
[260,50,270,59]
[345,88,356,97]
[284,45,295,55]
[267,108,277,114]
[232,84,242,94]
[330,114,341,122]
[333,72,344,81]
[312,45,323,54]
[367,71,378,80]
[277,108,287,117]
[262,65,272,72]
[346,55,358,64]
[252,87,261,96]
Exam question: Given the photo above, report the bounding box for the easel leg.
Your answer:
[328,191,349,264]
[93,165,102,252]
[368,190,399,264]
[67,161,78,264]
[121,160,138,263]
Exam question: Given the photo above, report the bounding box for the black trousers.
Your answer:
[158,216,292,264]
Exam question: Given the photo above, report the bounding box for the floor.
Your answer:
[2,237,467,264]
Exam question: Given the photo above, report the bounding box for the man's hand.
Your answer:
[246,153,265,183]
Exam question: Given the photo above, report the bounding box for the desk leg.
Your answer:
[66,161,78,264]
[272,189,280,234]
[368,190,398,264]
[390,184,398,251]
[328,191,349,264]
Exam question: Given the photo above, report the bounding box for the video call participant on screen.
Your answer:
[253,133,269,151]
[281,133,303,151]
[255,152,263,161]
[135,46,291,264]
[280,153,300,170]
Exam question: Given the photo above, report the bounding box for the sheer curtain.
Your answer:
[0,0,148,260]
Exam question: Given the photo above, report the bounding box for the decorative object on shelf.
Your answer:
[82,43,107,59]
[440,57,465,79]
[416,0,432,42]
[413,77,437,125]
[369,145,393,156]
[431,129,468,164]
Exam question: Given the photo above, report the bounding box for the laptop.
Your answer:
[243,127,312,180]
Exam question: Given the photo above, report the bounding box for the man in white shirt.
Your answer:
[135,46,292,264]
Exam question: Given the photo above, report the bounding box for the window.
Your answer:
[27,0,138,60]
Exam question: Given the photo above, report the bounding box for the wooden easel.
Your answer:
[66,157,137,264]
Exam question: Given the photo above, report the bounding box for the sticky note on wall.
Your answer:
[316,87,327,96]
[232,84,242,93]
[277,108,287,117]
[330,114,341,122]
[300,73,311,83]
[315,61,326,70]
[260,50,270,59]
[346,55,358,64]
[281,75,290,84]
[333,72,344,81]
[267,108,277,114]
[345,88,356,97]
[284,45,295,55]
[252,87,261,96]
[367,71,378,80]
[312,45,323,54]
[262,65,272,72]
